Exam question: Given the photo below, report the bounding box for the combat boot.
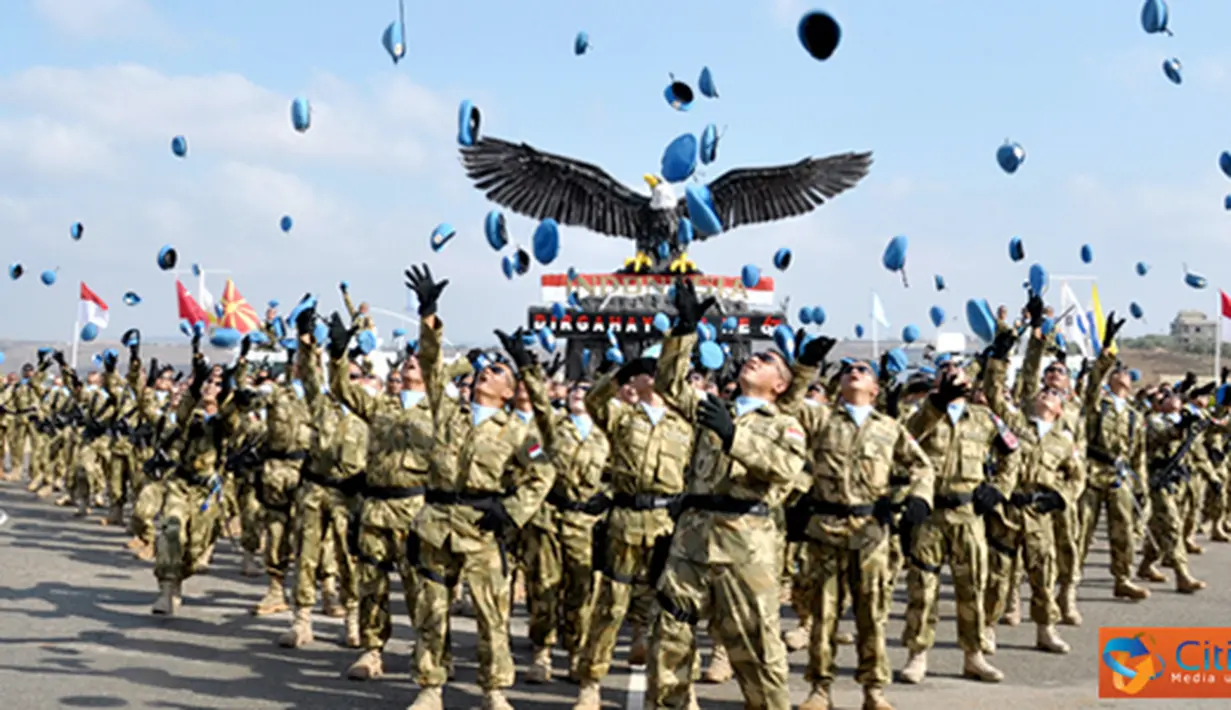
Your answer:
[783,618,812,652]
[343,608,360,648]
[685,684,700,710]
[572,680,601,710]
[567,651,582,682]
[1058,584,1082,626]
[627,625,647,666]
[241,551,262,577]
[1185,538,1204,554]
[701,642,733,683]
[862,686,895,710]
[980,627,997,655]
[407,686,443,710]
[1176,568,1208,594]
[797,683,832,710]
[278,607,314,648]
[36,484,53,498]
[450,586,475,617]
[346,649,383,680]
[526,645,552,684]
[1210,524,1230,542]
[125,536,145,551]
[151,581,181,616]
[252,576,290,616]
[1137,562,1166,582]
[26,478,41,492]
[1000,587,1021,626]
[74,497,89,518]
[481,689,513,710]
[104,504,123,526]
[1113,578,1150,600]
[135,543,155,563]
[898,650,927,684]
[321,577,345,618]
[1036,624,1070,654]
[54,494,73,507]
[835,630,855,645]
[962,650,1003,682]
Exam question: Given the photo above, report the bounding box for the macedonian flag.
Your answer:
[218,278,261,334]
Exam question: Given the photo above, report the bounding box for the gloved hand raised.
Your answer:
[404,263,449,318]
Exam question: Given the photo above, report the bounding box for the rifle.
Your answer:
[1149,419,1210,493]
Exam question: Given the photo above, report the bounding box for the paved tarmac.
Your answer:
[1,478,1228,710]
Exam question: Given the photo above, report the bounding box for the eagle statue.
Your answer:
[459,136,872,274]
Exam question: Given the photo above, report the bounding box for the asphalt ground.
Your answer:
[1,479,1228,710]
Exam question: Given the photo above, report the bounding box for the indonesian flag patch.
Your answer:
[785,427,806,444]
[527,443,545,461]
[992,414,1019,451]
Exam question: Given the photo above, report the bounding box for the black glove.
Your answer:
[1034,488,1066,514]
[901,496,931,526]
[929,370,968,409]
[1222,366,1229,386]
[988,328,1018,360]
[234,389,256,408]
[544,353,565,378]
[327,312,353,360]
[1179,372,1197,394]
[1026,293,1045,329]
[239,334,252,359]
[145,358,159,387]
[191,329,202,355]
[796,333,836,368]
[53,350,66,367]
[295,303,316,334]
[476,501,516,534]
[884,382,904,419]
[598,347,621,374]
[404,263,449,318]
[339,281,348,294]
[465,348,486,370]
[581,492,612,516]
[670,277,716,335]
[1102,311,1126,350]
[102,350,118,373]
[696,395,735,451]
[1179,408,1202,430]
[972,482,1007,516]
[495,329,535,369]
[123,328,141,362]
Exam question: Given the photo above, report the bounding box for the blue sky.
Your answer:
[3,0,1231,348]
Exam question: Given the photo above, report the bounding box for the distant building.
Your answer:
[1170,310,1216,347]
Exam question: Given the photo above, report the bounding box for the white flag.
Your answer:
[199,283,219,325]
[871,292,890,328]
[1059,283,1091,358]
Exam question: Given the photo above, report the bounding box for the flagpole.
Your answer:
[1215,289,1222,383]
[70,317,80,369]
[871,291,880,361]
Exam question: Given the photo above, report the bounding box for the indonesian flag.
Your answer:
[78,282,109,329]
[218,278,261,334]
[1221,290,1231,319]
[176,279,209,325]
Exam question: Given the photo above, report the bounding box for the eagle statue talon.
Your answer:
[668,254,697,274]
[623,252,654,274]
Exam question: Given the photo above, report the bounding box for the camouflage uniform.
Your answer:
[983,359,1084,653]
[3,372,41,477]
[1138,411,1210,592]
[897,364,1018,684]
[407,318,555,709]
[1077,351,1149,599]
[342,289,375,333]
[280,343,368,648]
[103,367,140,525]
[61,366,114,517]
[576,368,693,686]
[784,362,936,709]
[28,382,73,493]
[646,332,808,710]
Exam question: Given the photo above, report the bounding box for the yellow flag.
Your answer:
[1091,283,1116,355]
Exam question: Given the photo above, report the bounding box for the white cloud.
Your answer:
[32,0,165,40]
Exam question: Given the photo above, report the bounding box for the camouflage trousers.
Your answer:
[131,480,168,545]
[107,442,137,508]
[236,473,263,555]
[355,497,423,652]
[154,478,223,582]
[804,534,892,689]
[985,507,1059,626]
[292,482,357,610]
[1181,474,1206,542]
[650,555,790,710]
[1078,484,1136,583]
[4,418,33,474]
[47,429,76,489]
[578,536,658,682]
[1141,483,1189,573]
[412,538,512,690]
[523,513,599,654]
[1203,473,1227,531]
[72,437,110,505]
[788,541,854,626]
[25,431,51,487]
[258,458,302,577]
[1051,498,1080,586]
[901,514,987,654]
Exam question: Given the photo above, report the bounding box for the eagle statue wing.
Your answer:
[460,137,650,239]
[682,151,873,239]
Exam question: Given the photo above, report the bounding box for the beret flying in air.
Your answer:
[458,136,872,275]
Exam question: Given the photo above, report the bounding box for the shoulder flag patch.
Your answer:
[527,443,545,461]
[992,414,1019,453]
[785,427,806,444]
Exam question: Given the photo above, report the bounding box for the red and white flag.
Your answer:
[1220,290,1231,319]
[78,282,109,329]
[176,279,209,325]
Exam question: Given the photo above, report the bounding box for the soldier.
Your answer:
[1078,315,1150,601]
[123,340,177,560]
[571,344,696,710]
[403,264,556,710]
[102,343,141,527]
[1138,390,1209,593]
[340,281,375,333]
[4,362,43,481]
[235,338,313,617]
[277,323,368,649]
[646,280,808,710]
[522,377,611,683]
[784,339,936,710]
[56,353,114,518]
[896,336,1017,685]
[982,338,1084,657]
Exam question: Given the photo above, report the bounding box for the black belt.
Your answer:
[681,494,770,517]
[889,474,912,486]
[365,484,426,500]
[302,469,366,495]
[546,490,606,513]
[611,492,680,511]
[426,489,502,507]
[265,449,308,461]
[933,491,974,510]
[17,407,37,415]
[1087,448,1118,466]
[814,500,877,518]
[1008,490,1048,507]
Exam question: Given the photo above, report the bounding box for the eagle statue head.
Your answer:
[644,174,679,210]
